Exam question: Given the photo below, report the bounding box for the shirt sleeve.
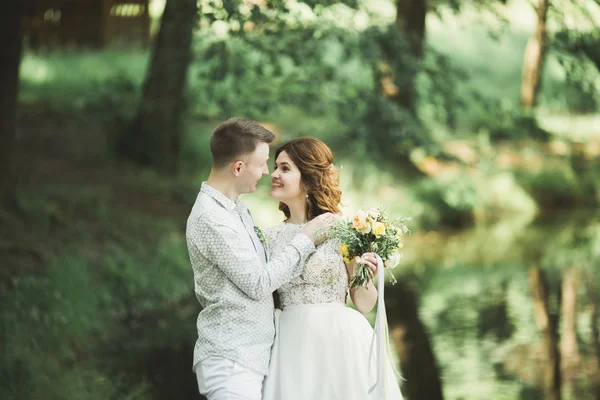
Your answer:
[264,226,279,258]
[188,213,315,300]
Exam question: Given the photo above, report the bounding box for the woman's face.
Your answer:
[270,151,305,203]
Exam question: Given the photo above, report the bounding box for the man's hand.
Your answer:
[302,213,337,246]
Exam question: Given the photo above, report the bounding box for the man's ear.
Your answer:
[232,160,244,177]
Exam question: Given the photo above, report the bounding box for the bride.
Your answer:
[262,137,403,400]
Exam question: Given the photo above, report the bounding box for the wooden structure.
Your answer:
[24,0,150,48]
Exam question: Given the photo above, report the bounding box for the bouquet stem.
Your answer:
[349,263,372,290]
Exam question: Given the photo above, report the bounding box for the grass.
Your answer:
[0,171,197,400]
[19,50,148,108]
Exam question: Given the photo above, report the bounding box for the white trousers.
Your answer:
[195,356,265,400]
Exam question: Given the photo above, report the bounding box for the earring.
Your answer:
[305,193,309,199]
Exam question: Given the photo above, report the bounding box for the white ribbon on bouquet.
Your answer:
[367,254,404,400]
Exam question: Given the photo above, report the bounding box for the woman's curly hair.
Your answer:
[275,137,342,220]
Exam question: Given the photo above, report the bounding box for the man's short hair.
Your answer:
[210,118,275,168]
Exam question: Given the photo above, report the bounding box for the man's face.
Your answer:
[238,142,270,194]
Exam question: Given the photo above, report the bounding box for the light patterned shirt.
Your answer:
[186,183,316,375]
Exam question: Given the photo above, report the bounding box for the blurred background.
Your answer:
[1,0,599,399]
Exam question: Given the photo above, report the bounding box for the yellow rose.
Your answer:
[339,243,349,257]
[343,256,351,264]
[352,210,371,234]
[371,221,386,238]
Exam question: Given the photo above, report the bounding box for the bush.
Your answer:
[415,174,481,229]
[468,96,551,142]
[516,164,597,209]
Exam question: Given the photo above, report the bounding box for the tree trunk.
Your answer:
[118,0,197,171]
[392,0,427,112]
[529,267,561,400]
[396,0,427,60]
[587,278,600,400]
[520,0,549,110]
[0,1,25,210]
[386,281,444,400]
[560,268,581,398]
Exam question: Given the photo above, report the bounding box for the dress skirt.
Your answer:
[262,303,403,400]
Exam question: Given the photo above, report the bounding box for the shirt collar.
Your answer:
[200,182,239,213]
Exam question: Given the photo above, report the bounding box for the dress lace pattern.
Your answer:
[265,223,348,307]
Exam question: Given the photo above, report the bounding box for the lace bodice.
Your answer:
[265,223,348,307]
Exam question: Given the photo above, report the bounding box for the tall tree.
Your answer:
[0,1,26,210]
[520,0,550,110]
[387,281,444,400]
[118,0,197,171]
[396,0,427,64]
[391,0,428,112]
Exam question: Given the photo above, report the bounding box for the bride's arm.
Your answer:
[345,256,378,313]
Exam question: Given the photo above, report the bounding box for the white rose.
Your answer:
[384,252,402,269]
[367,209,380,219]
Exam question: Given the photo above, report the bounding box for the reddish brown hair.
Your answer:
[275,137,342,220]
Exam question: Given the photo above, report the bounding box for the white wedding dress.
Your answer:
[262,223,403,400]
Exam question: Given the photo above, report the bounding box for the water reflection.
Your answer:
[389,210,600,399]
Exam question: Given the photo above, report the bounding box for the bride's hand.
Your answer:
[344,253,378,277]
[358,253,379,277]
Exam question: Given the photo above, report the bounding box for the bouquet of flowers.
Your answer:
[330,208,410,290]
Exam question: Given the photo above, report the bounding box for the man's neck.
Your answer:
[206,170,239,202]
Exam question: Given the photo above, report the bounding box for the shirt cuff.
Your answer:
[291,233,316,255]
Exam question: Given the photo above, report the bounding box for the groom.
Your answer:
[186,118,335,400]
